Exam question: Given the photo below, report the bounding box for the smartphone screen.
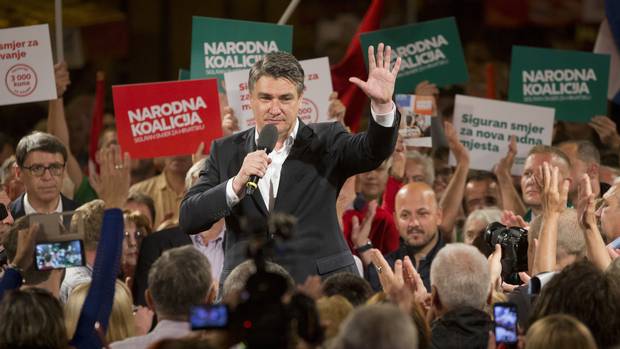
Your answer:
[494,302,518,344]
[34,240,85,271]
[190,304,229,330]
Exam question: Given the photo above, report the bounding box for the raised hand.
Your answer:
[414,80,439,97]
[577,174,597,231]
[539,162,569,216]
[221,106,239,137]
[98,145,131,209]
[589,115,620,150]
[54,61,70,98]
[327,91,346,125]
[12,224,39,270]
[494,135,517,177]
[444,121,469,165]
[351,200,377,248]
[192,142,207,165]
[349,43,401,114]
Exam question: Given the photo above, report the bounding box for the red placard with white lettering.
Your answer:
[112,79,222,159]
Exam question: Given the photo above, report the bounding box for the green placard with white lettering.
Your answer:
[508,46,610,123]
[360,17,468,93]
[190,17,293,86]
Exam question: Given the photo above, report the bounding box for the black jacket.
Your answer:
[180,116,399,284]
[131,226,192,306]
[9,192,78,220]
[431,307,493,349]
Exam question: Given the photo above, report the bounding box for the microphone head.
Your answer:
[257,124,278,153]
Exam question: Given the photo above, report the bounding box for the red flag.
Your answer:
[330,0,385,132]
[89,71,105,164]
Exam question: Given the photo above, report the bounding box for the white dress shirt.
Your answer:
[23,192,63,215]
[191,226,225,281]
[225,102,396,209]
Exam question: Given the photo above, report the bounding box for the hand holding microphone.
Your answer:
[232,124,278,196]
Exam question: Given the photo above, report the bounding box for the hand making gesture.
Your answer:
[349,43,401,114]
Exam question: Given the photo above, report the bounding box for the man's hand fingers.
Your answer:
[367,45,376,69]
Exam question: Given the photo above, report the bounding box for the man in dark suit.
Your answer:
[9,132,77,219]
[180,44,402,284]
[131,225,191,306]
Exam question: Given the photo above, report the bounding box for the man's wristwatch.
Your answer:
[355,241,373,254]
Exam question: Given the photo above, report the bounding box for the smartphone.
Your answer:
[34,240,85,271]
[190,304,229,330]
[493,302,518,344]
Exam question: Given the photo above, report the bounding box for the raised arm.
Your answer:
[532,162,568,276]
[494,136,526,217]
[577,174,612,271]
[47,62,84,188]
[70,145,130,349]
[438,121,469,240]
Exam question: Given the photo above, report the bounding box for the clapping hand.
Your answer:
[349,43,401,114]
[577,174,597,231]
[538,162,569,216]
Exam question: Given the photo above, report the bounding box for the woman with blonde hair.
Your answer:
[65,280,135,344]
[526,314,597,349]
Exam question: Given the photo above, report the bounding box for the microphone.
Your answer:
[246,124,278,195]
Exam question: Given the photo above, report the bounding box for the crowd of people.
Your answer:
[0,33,619,349]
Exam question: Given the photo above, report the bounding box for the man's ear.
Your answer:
[145,289,156,312]
[431,285,442,311]
[14,164,22,181]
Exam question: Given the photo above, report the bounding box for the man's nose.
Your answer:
[268,100,282,114]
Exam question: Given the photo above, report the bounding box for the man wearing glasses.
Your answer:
[8,132,77,219]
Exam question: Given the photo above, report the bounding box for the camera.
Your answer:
[484,222,528,285]
[193,213,323,349]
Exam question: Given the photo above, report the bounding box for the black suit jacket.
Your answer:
[131,225,192,306]
[9,192,78,220]
[180,116,400,284]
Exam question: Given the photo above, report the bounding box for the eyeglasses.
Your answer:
[21,163,65,177]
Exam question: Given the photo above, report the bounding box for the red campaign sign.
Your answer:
[112,79,222,159]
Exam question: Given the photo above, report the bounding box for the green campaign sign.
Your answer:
[190,17,293,82]
[508,46,610,122]
[360,17,468,93]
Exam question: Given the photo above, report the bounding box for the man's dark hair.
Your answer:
[0,287,68,349]
[248,51,305,96]
[466,170,498,185]
[527,145,571,168]
[323,272,373,307]
[15,132,67,167]
[559,140,601,165]
[530,261,620,348]
[126,191,156,226]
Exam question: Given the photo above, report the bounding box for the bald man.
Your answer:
[361,182,446,292]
